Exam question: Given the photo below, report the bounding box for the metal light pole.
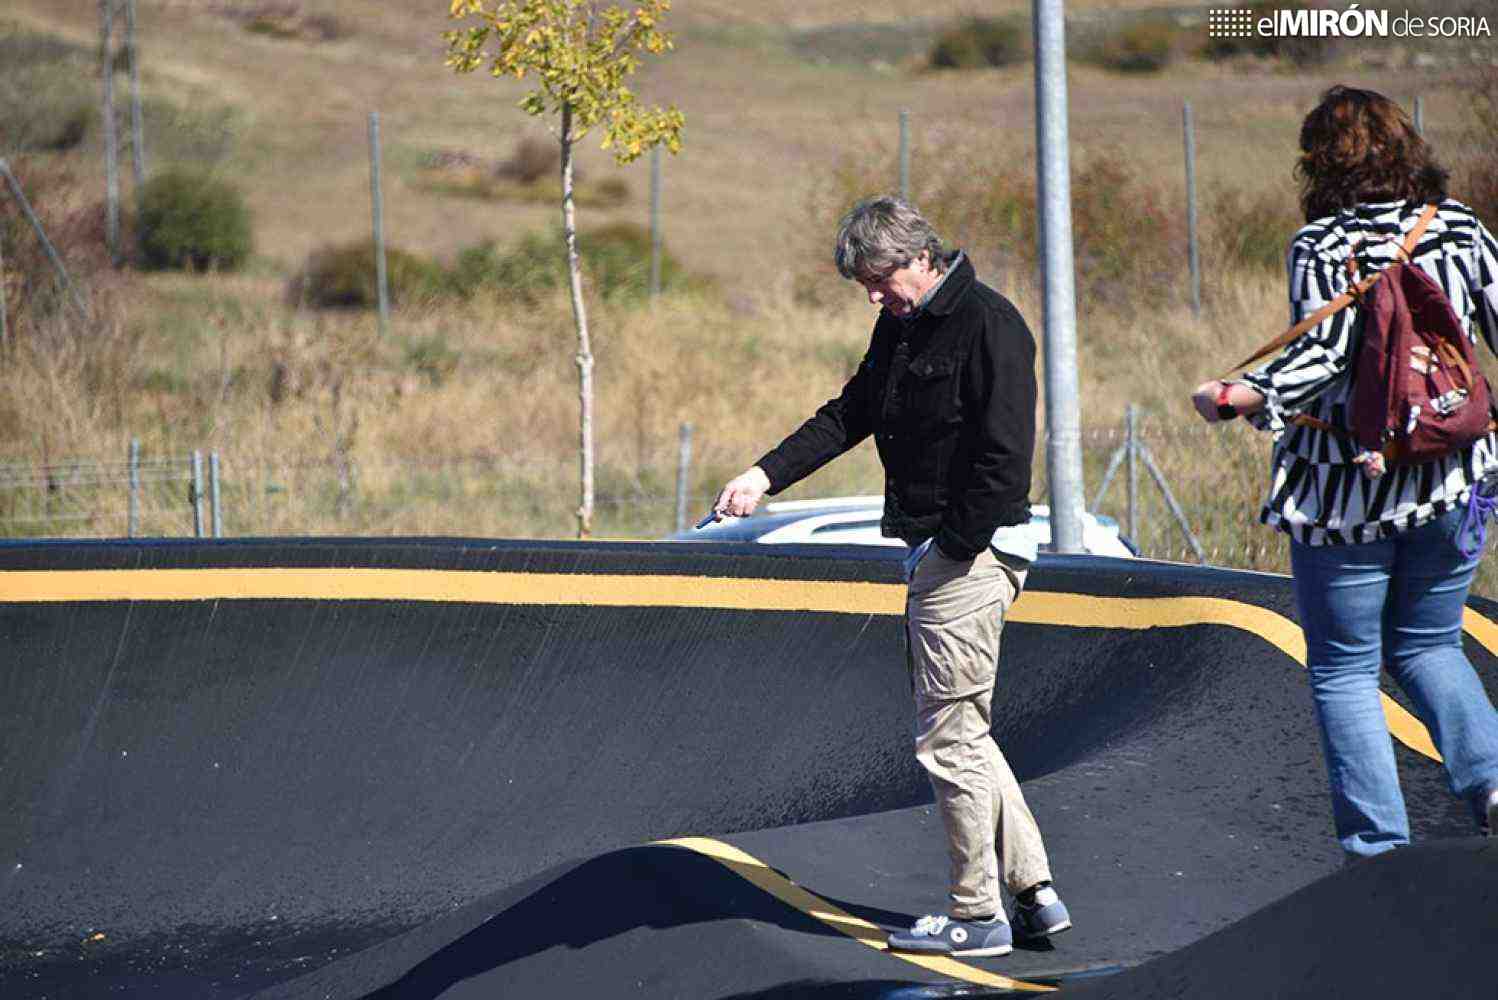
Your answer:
[99,0,121,266]
[1032,0,1085,553]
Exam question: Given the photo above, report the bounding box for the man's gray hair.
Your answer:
[834,196,945,281]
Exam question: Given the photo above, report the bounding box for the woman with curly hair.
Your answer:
[1191,85,1498,859]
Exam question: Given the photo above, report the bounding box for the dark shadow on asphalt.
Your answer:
[359,845,841,999]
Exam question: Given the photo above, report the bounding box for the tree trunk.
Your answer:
[561,102,595,539]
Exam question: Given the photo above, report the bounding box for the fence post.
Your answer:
[674,421,693,533]
[191,450,204,537]
[1126,403,1138,548]
[1183,101,1201,318]
[369,111,389,336]
[99,0,121,266]
[128,437,139,537]
[650,144,663,299]
[898,109,911,202]
[0,225,8,353]
[125,0,147,216]
[0,160,91,320]
[1138,443,1207,564]
[210,451,222,538]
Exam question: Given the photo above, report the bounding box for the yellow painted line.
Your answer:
[1462,606,1498,659]
[0,568,905,614]
[0,568,1449,760]
[655,837,1053,993]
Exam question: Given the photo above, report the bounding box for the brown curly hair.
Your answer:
[1296,85,1448,222]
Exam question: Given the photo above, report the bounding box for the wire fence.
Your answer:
[5,417,1491,581]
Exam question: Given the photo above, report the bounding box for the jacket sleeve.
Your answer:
[755,348,876,494]
[935,300,1036,560]
[1240,232,1358,433]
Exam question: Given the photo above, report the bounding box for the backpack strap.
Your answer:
[1221,203,1439,378]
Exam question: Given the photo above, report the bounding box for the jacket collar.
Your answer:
[920,251,972,319]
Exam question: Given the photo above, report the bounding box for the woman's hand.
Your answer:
[1353,450,1387,479]
[1192,380,1266,423]
[1191,380,1228,423]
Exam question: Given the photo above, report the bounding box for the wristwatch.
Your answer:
[1215,383,1239,421]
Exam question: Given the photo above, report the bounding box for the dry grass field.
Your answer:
[2,1,1495,584]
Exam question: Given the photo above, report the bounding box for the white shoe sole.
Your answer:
[950,943,1014,957]
[1017,917,1072,939]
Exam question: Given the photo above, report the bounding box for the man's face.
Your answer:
[856,252,937,318]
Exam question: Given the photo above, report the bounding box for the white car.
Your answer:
[671,495,1138,558]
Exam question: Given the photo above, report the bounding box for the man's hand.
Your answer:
[712,467,771,519]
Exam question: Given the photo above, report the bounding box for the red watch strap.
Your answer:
[1216,383,1239,420]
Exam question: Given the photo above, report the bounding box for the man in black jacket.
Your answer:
[710,197,1070,959]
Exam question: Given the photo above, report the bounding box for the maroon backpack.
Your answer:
[1228,203,1494,465]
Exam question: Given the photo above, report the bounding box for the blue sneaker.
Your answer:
[1012,884,1071,940]
[887,913,1013,957]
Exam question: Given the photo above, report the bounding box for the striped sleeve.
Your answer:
[1473,217,1498,355]
[1239,228,1357,431]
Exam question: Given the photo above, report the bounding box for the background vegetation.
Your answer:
[1,1,1496,589]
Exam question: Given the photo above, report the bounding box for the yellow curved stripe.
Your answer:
[1462,606,1498,658]
[0,567,1461,761]
[1008,592,1439,761]
[655,837,1054,993]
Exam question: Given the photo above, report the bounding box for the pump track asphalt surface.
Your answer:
[2,538,1497,1000]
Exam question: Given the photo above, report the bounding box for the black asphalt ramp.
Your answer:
[1,539,1495,999]
[1062,838,1498,1000]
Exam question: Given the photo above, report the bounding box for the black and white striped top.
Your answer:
[1237,198,1498,545]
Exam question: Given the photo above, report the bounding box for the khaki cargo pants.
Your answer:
[906,545,1052,920]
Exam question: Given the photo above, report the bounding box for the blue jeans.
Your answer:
[1290,507,1498,857]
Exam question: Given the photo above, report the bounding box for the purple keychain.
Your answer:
[1457,471,1498,560]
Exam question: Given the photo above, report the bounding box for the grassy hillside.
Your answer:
[1,1,1495,583]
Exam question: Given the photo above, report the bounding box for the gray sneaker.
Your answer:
[1012,885,1072,940]
[887,913,1013,957]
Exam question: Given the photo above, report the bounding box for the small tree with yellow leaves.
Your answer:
[446,0,684,538]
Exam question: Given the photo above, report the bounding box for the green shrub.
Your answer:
[579,221,685,300]
[1210,188,1299,273]
[450,232,561,302]
[403,334,461,385]
[0,29,95,153]
[292,240,447,309]
[1095,20,1176,74]
[591,176,631,207]
[239,4,345,42]
[136,168,252,271]
[497,136,559,184]
[929,18,1026,70]
[451,223,687,303]
[1456,67,1498,219]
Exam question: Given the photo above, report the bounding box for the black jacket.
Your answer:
[755,254,1036,560]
